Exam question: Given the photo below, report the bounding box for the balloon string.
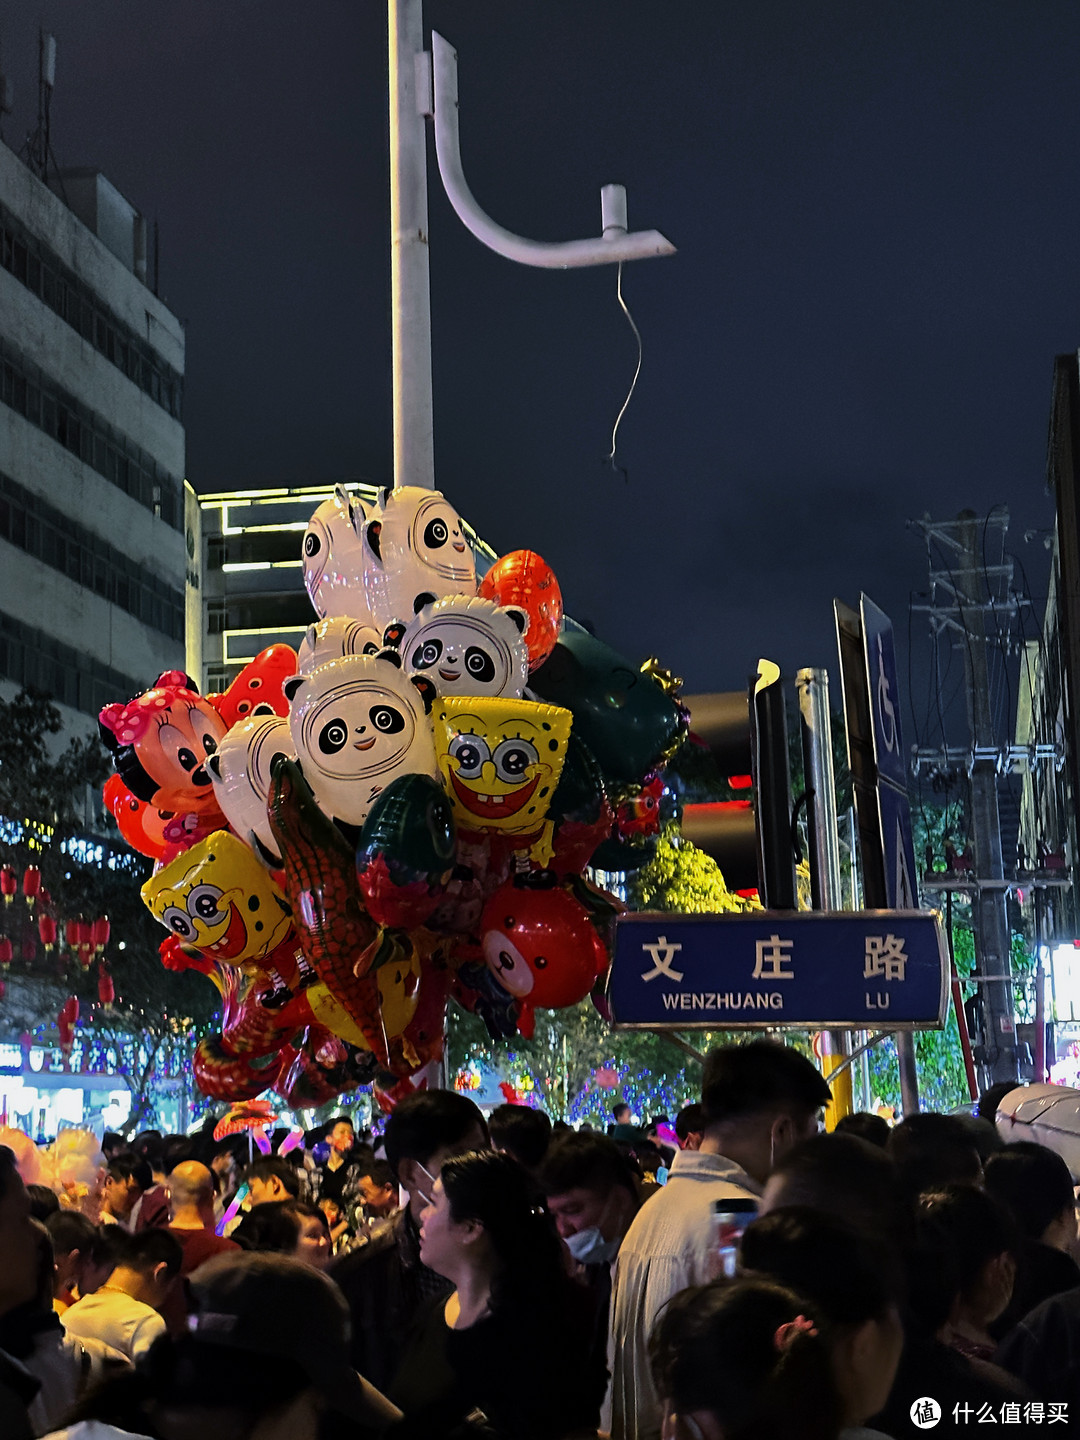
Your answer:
[605,261,643,483]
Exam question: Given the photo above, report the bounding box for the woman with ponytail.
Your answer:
[390,1148,605,1438]
[648,1276,843,1440]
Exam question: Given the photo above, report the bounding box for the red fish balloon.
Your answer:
[479,550,563,670]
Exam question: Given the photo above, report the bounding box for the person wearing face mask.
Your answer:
[540,1132,641,1420]
[331,1089,488,1394]
[541,1132,641,1267]
[608,1040,831,1440]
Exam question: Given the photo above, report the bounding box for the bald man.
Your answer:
[166,1161,239,1276]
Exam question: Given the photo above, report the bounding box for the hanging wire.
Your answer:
[604,261,643,482]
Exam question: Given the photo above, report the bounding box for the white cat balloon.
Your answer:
[283,653,438,828]
[393,595,529,699]
[362,486,477,627]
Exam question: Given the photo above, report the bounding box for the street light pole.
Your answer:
[388,0,436,493]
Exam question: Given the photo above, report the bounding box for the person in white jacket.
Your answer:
[608,1040,832,1440]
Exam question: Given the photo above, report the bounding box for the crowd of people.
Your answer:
[0,1045,1077,1438]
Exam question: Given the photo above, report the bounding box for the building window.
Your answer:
[0,199,183,420]
[0,609,145,718]
[0,470,185,641]
[0,335,183,531]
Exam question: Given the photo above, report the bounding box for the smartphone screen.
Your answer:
[711,1197,758,1277]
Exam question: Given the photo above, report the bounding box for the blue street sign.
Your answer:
[878,779,920,911]
[861,596,909,794]
[608,910,949,1029]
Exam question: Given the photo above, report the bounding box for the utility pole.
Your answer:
[797,667,856,1121]
[388,0,436,493]
[385,0,675,493]
[911,511,1019,1087]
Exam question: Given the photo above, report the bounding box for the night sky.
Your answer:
[1,2,1075,727]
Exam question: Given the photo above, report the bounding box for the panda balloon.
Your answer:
[297,616,382,675]
[207,711,298,866]
[362,486,477,627]
[284,653,439,829]
[393,595,529,700]
[302,486,374,623]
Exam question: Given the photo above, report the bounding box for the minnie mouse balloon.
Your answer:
[99,672,229,822]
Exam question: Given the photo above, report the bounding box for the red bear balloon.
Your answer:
[479,877,609,1038]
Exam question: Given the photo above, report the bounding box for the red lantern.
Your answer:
[91,916,110,952]
[78,946,93,970]
[0,979,6,1000]
[97,965,115,1008]
[0,937,11,966]
[37,915,57,951]
[57,997,78,1052]
[22,867,41,907]
[0,867,15,904]
[39,889,52,911]
[65,919,80,950]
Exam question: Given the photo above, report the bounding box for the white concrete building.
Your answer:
[0,140,187,736]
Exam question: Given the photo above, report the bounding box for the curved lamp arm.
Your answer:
[430,31,676,270]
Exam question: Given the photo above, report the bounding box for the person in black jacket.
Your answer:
[0,1146,39,1440]
[983,1141,1080,1340]
[390,1149,605,1439]
[330,1090,487,1393]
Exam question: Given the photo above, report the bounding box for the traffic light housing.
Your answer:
[679,660,797,908]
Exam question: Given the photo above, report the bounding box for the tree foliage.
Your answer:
[0,691,215,1119]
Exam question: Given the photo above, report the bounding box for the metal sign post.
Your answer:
[835,597,921,1113]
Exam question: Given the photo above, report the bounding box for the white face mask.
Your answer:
[565,1226,618,1266]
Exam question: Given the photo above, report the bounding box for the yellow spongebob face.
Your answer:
[434,696,572,836]
[141,830,292,964]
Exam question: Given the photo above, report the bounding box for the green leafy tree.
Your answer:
[0,690,215,1129]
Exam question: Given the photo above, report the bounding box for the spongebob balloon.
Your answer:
[142,830,292,964]
[433,696,572,865]
[362,486,477,626]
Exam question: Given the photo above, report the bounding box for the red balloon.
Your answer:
[478,551,563,670]
[479,877,609,1039]
[209,644,299,728]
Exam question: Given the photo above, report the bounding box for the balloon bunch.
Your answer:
[100,485,687,1107]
